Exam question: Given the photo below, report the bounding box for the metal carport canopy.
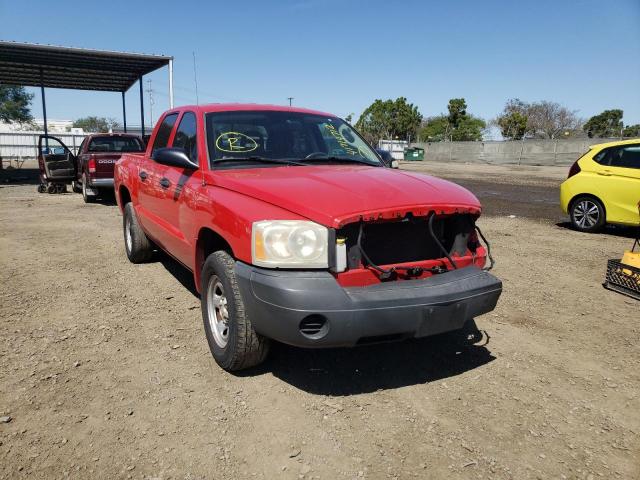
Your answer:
[0,40,174,135]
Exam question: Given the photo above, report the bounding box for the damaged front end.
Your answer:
[329,208,493,287]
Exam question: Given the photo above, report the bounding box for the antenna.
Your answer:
[193,51,200,105]
[146,79,154,126]
[287,97,294,107]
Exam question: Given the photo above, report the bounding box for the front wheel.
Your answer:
[201,251,270,371]
[570,196,605,233]
[123,202,153,263]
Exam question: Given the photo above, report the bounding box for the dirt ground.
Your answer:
[1,162,639,479]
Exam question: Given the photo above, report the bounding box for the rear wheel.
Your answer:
[570,196,605,233]
[81,174,95,203]
[123,202,153,263]
[201,251,270,371]
[71,180,81,193]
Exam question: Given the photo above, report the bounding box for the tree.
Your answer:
[419,98,485,142]
[495,99,580,139]
[0,85,34,124]
[527,100,580,139]
[622,124,640,138]
[72,116,119,133]
[420,115,450,142]
[355,97,422,145]
[495,98,529,140]
[451,115,486,141]
[583,109,623,138]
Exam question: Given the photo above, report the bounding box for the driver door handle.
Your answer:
[139,171,148,181]
[159,178,171,189]
[597,170,612,176]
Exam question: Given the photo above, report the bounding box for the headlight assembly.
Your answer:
[252,220,328,268]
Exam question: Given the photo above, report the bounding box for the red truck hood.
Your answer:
[206,165,481,228]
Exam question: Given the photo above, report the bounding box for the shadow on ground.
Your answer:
[556,221,639,239]
[158,252,199,297]
[0,167,40,186]
[254,336,495,396]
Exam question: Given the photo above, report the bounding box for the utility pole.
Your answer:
[192,51,200,105]
[287,97,293,107]
[146,79,154,127]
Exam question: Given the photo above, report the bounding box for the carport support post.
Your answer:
[122,91,127,133]
[40,68,48,149]
[139,76,145,137]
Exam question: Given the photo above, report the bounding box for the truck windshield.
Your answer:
[88,136,144,153]
[205,111,382,168]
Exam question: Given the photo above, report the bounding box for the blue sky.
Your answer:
[2,0,639,129]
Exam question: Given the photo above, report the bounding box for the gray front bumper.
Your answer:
[235,264,502,348]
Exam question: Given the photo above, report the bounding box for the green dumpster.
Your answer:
[403,147,424,161]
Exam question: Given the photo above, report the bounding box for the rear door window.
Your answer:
[592,148,610,164]
[171,112,198,162]
[152,113,179,154]
[609,145,640,169]
[88,136,144,152]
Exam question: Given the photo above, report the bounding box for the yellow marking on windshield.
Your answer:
[324,124,358,156]
[216,132,258,153]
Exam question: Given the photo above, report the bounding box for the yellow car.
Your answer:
[560,139,640,232]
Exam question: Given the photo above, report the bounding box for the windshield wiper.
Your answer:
[300,155,380,167]
[213,156,306,167]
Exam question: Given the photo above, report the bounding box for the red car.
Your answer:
[115,104,502,371]
[73,133,145,202]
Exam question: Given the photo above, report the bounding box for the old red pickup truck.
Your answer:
[73,133,145,202]
[114,104,502,371]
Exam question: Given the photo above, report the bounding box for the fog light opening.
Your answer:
[299,315,329,339]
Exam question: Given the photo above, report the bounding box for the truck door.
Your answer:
[150,111,201,266]
[136,112,179,242]
[37,135,77,183]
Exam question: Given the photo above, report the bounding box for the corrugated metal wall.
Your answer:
[0,131,86,162]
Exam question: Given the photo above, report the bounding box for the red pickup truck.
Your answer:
[73,133,145,202]
[114,104,502,371]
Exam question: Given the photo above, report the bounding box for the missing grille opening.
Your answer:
[338,214,476,268]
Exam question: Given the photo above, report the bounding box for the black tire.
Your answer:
[123,202,153,263]
[82,174,95,203]
[71,180,81,193]
[570,196,606,233]
[201,251,270,371]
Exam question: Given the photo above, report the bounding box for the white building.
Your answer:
[0,119,82,134]
[34,118,77,133]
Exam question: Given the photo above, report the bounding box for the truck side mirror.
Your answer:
[390,160,399,169]
[152,147,198,170]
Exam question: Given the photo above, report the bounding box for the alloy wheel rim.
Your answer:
[207,276,229,348]
[125,218,132,253]
[574,200,599,228]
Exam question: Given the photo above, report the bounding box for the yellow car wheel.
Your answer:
[570,195,606,233]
